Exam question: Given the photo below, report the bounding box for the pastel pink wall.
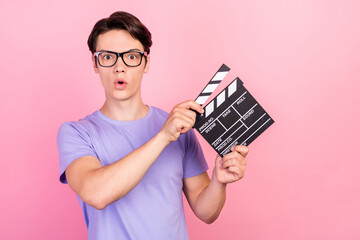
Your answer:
[1,0,359,239]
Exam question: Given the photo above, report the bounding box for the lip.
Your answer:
[114,79,127,90]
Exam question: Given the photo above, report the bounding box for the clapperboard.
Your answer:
[193,64,274,157]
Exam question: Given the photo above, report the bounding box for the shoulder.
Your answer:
[57,111,99,140]
[146,106,169,124]
[149,106,169,118]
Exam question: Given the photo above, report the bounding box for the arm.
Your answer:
[66,131,170,210]
[183,145,248,224]
[65,100,203,210]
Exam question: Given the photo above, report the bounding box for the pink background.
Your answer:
[1,0,359,239]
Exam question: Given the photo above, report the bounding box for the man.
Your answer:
[57,11,248,240]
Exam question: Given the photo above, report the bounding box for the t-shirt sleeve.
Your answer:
[57,122,97,184]
[182,129,209,178]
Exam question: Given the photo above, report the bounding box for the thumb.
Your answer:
[215,154,223,169]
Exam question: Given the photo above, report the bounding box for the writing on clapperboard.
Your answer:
[237,96,246,105]
[199,117,214,132]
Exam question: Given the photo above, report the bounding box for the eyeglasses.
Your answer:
[94,50,148,67]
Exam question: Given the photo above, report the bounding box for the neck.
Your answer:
[100,97,148,121]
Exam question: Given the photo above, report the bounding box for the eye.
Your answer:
[128,54,137,60]
[103,54,113,60]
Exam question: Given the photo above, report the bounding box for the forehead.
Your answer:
[96,29,144,52]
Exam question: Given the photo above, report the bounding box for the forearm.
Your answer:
[192,170,227,224]
[81,131,170,209]
[184,146,248,224]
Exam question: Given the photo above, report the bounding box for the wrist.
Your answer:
[211,168,227,190]
[155,130,172,146]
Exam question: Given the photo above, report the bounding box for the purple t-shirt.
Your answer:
[57,106,208,240]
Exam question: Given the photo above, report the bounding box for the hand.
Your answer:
[214,145,249,184]
[160,100,204,142]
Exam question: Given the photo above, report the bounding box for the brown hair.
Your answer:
[87,11,152,55]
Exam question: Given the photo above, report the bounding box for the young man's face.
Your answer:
[92,29,150,103]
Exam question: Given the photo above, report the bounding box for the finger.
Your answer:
[222,151,247,165]
[172,103,199,124]
[228,166,245,179]
[171,110,195,126]
[178,100,204,114]
[222,158,246,169]
[221,158,238,169]
[214,154,223,169]
[229,162,246,173]
[222,150,241,161]
[231,145,249,158]
[172,117,194,134]
[172,111,200,134]
[176,107,197,122]
[227,165,241,174]
[215,154,222,161]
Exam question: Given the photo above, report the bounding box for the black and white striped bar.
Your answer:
[195,64,230,106]
[194,70,274,157]
[202,78,242,118]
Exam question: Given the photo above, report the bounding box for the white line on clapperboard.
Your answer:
[213,103,259,149]
[200,91,248,135]
[216,111,264,151]
[220,117,272,156]
[231,106,248,130]
[241,118,272,145]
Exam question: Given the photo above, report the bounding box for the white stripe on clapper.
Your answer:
[217,91,225,106]
[195,66,230,106]
[228,80,237,96]
[212,71,228,81]
[205,101,214,117]
[203,84,219,94]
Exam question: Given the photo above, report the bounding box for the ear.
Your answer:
[92,54,99,74]
[144,54,150,73]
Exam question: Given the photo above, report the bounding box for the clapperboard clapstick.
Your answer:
[194,64,274,157]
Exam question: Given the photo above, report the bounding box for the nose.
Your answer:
[114,56,126,73]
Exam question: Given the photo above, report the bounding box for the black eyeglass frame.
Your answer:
[94,50,148,67]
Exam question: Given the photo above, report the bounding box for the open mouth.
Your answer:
[115,80,127,89]
[116,80,126,85]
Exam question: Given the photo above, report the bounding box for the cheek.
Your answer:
[98,71,112,86]
[134,72,145,85]
[128,69,144,82]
